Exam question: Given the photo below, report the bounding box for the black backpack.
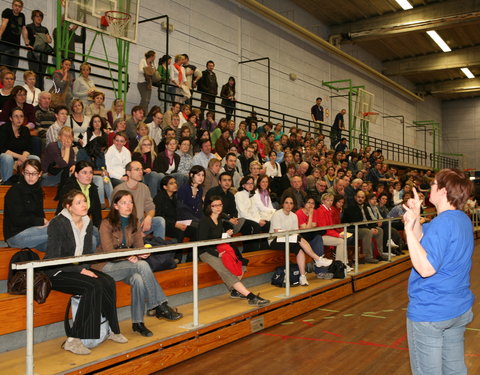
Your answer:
[328,260,346,279]
[144,237,178,272]
[271,264,300,287]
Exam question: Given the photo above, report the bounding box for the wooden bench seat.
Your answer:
[0,249,285,336]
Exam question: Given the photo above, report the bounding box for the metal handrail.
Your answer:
[15,215,409,374]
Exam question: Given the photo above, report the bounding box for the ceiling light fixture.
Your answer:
[395,0,413,10]
[461,67,475,79]
[426,30,451,52]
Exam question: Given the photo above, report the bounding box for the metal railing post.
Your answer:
[26,267,34,375]
[343,224,348,272]
[285,231,290,297]
[387,220,392,261]
[354,224,359,273]
[192,245,199,327]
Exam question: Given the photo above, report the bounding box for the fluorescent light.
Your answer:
[395,0,413,10]
[461,68,475,79]
[427,30,451,52]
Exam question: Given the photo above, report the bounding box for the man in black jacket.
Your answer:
[197,60,218,116]
[205,172,261,252]
[342,190,387,264]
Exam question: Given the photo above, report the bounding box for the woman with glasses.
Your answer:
[132,135,163,198]
[3,159,48,251]
[198,196,270,306]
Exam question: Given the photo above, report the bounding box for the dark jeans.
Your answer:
[27,50,48,90]
[222,99,236,120]
[200,93,216,114]
[0,46,20,72]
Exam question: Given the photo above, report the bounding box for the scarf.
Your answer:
[174,63,183,83]
[259,189,270,207]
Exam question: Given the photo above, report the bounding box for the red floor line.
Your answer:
[390,333,408,347]
[322,330,343,337]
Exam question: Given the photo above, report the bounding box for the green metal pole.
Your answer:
[55,0,63,68]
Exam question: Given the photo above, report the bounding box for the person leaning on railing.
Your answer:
[44,190,128,355]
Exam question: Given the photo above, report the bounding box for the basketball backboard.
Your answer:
[64,0,140,43]
[354,88,375,119]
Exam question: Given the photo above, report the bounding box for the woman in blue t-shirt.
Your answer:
[403,168,474,375]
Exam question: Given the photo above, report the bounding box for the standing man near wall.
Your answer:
[311,97,324,133]
[197,60,218,117]
[331,108,346,148]
[0,0,29,72]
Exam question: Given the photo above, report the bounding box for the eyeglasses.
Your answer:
[142,143,152,147]
[131,168,143,172]
[24,172,39,177]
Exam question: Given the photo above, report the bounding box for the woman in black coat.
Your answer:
[3,159,48,251]
[45,190,127,355]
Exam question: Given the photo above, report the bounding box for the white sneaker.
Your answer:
[63,338,91,355]
[299,274,309,286]
[387,239,399,248]
[315,256,333,268]
[346,265,354,273]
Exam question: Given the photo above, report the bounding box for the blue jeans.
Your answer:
[143,171,164,199]
[102,260,167,323]
[143,216,166,239]
[407,308,473,375]
[92,175,113,206]
[0,154,41,182]
[6,226,48,252]
[41,173,62,186]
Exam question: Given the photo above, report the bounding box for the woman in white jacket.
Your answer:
[235,175,270,233]
[252,174,276,221]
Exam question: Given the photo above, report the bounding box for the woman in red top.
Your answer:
[316,193,349,268]
[331,195,345,225]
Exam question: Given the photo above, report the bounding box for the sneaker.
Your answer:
[108,333,128,344]
[248,294,270,306]
[63,338,91,355]
[315,256,333,268]
[387,239,399,248]
[155,302,183,321]
[316,272,334,279]
[230,289,247,299]
[299,274,309,286]
[365,258,379,264]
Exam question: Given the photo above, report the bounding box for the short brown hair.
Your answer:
[435,168,473,209]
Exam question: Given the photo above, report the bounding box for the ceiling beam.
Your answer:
[330,0,480,42]
[383,46,480,76]
[417,77,480,95]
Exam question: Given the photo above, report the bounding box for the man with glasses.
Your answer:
[308,179,328,205]
[111,161,166,239]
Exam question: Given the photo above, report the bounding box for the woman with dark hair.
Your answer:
[246,121,258,142]
[252,174,276,221]
[3,159,48,251]
[269,193,333,286]
[220,76,236,120]
[153,137,187,186]
[176,165,205,225]
[84,115,109,146]
[85,91,108,120]
[45,190,127,355]
[264,150,281,178]
[0,85,36,127]
[403,169,474,375]
[98,190,182,337]
[0,107,41,183]
[154,176,197,260]
[198,196,270,306]
[235,175,269,232]
[331,194,345,225]
[26,9,52,90]
[156,54,171,107]
[194,128,210,154]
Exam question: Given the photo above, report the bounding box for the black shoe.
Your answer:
[377,254,389,261]
[230,289,247,299]
[365,258,379,264]
[248,294,270,306]
[132,322,153,337]
[155,302,183,321]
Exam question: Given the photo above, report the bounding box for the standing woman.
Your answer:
[269,193,332,286]
[220,76,236,120]
[198,197,270,306]
[98,190,182,337]
[3,159,48,252]
[156,54,171,109]
[403,170,474,375]
[138,50,156,112]
[26,10,52,90]
[44,190,127,355]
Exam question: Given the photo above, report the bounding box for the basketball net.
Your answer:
[102,11,131,38]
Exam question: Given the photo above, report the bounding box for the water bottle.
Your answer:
[101,167,110,184]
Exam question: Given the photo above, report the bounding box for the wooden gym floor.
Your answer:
[158,240,480,375]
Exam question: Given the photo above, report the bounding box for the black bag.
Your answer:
[328,260,346,279]
[7,248,52,304]
[271,264,300,287]
[144,237,178,272]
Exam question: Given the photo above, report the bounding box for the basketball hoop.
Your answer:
[363,111,379,124]
[102,11,131,38]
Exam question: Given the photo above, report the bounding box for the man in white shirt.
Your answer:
[105,132,131,186]
[192,139,216,169]
[146,109,163,147]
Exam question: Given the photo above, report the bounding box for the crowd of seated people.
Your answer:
[0,6,441,357]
